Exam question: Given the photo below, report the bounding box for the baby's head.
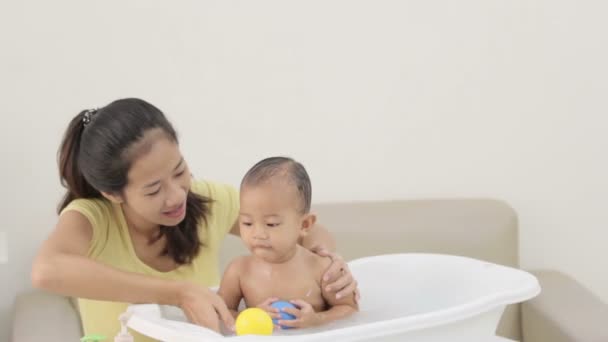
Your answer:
[239,156,315,263]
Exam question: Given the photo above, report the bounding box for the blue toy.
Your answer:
[270,300,297,329]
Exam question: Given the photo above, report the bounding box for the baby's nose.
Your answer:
[253,225,268,239]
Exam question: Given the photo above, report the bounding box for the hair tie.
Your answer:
[82,108,99,127]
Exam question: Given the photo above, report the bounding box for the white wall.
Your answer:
[1,0,607,340]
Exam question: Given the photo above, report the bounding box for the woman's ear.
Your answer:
[299,213,317,237]
[101,191,124,204]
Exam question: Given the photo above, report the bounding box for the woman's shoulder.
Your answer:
[62,197,112,212]
[61,197,115,225]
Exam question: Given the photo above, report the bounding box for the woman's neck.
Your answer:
[121,203,160,240]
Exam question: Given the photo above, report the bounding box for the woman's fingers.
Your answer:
[179,284,232,333]
[197,305,221,332]
[327,271,355,298]
[314,250,359,300]
[316,250,344,283]
[183,306,200,325]
[212,298,235,331]
[335,278,358,300]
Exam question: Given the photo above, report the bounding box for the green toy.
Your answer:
[80,334,107,342]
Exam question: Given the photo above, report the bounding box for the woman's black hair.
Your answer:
[58,98,210,264]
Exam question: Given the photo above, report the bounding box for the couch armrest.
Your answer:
[522,270,608,342]
[12,291,82,342]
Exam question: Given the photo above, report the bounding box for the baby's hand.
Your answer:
[255,297,281,320]
[278,299,322,329]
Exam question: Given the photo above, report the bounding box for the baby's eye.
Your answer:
[266,223,280,228]
[241,222,253,227]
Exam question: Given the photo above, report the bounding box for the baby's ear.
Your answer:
[299,213,317,236]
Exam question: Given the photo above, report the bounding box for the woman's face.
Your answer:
[118,131,192,228]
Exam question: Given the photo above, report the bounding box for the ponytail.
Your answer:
[57,110,101,213]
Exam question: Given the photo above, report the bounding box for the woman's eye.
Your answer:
[175,170,186,177]
[146,189,161,196]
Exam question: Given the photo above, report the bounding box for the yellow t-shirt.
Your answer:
[61,180,239,341]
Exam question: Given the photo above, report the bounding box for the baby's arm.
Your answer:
[217,257,245,318]
[281,296,357,329]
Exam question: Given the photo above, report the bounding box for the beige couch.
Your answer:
[12,199,608,341]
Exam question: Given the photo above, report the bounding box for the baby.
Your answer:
[218,156,358,329]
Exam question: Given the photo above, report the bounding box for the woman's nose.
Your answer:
[165,182,185,207]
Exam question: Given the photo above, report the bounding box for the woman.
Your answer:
[31,98,358,341]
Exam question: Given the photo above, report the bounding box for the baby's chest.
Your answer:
[241,269,325,311]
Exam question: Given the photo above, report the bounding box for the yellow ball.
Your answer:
[235,308,274,336]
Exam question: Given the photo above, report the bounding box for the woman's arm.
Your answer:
[32,211,172,302]
[32,211,233,332]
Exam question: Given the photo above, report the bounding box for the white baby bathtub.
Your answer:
[126,253,540,341]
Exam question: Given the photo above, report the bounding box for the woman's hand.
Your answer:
[177,282,235,333]
[278,299,322,329]
[314,249,360,302]
[256,297,281,320]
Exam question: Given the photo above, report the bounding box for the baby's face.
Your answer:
[239,181,306,263]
